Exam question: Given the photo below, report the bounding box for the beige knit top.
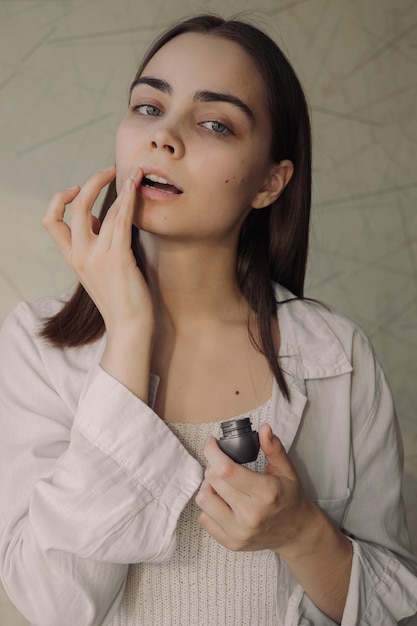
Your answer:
[112,398,279,625]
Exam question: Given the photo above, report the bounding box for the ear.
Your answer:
[251,160,294,210]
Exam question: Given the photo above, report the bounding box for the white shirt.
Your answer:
[0,284,416,625]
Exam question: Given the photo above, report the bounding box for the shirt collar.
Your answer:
[274,284,353,381]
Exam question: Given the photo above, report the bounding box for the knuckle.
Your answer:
[43,194,62,223]
[41,214,51,229]
[215,460,236,481]
[264,492,280,510]
[204,465,214,480]
[256,476,282,508]
[115,210,131,229]
[195,489,209,509]
[243,508,264,530]
[260,479,281,507]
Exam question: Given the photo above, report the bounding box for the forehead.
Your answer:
[140,32,268,108]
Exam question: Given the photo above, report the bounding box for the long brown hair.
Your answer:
[41,14,312,399]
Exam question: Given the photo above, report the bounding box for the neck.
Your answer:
[139,233,248,333]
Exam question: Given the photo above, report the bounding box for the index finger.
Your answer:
[69,166,116,244]
[204,437,261,496]
[42,186,81,259]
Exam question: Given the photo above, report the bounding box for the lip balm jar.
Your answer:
[218,417,260,464]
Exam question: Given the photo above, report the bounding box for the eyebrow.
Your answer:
[193,90,254,123]
[129,76,255,123]
[130,76,172,96]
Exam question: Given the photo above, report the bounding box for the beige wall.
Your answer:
[0,0,416,623]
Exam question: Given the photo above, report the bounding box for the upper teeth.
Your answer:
[146,174,170,184]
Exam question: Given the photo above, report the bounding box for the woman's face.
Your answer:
[115,32,282,244]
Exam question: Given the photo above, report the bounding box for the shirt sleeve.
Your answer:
[293,326,417,626]
[341,331,417,624]
[0,302,203,626]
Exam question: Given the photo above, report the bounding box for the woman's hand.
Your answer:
[43,166,155,401]
[197,423,352,623]
[196,423,315,553]
[42,166,153,334]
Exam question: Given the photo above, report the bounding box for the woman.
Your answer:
[0,14,416,626]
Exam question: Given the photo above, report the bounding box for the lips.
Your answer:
[141,171,183,195]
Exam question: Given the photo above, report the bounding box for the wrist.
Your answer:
[105,317,155,345]
[276,501,352,624]
[100,321,155,402]
[276,500,347,562]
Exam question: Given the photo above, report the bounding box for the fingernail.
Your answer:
[125,177,134,192]
[101,165,116,173]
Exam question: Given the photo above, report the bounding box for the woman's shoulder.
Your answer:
[0,294,105,403]
[1,295,59,338]
[1,294,69,345]
[0,292,103,369]
[275,283,369,338]
[5,294,66,321]
[273,283,377,374]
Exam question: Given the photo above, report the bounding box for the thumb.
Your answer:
[259,424,296,480]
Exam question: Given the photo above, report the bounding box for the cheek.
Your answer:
[219,161,248,189]
[220,165,256,199]
[115,125,137,192]
[115,168,125,196]
[219,154,255,193]
[222,176,247,188]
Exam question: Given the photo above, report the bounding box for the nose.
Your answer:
[149,124,185,158]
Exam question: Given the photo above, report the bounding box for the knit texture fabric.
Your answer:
[112,398,279,625]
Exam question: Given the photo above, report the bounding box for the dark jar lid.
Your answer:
[218,417,260,464]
